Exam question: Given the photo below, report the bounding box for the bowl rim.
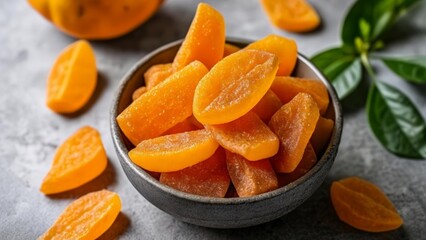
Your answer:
[110,37,343,205]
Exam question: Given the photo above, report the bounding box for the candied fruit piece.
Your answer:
[144,63,173,90]
[132,86,147,101]
[193,49,279,124]
[206,112,279,161]
[160,148,230,197]
[252,90,283,122]
[226,151,278,197]
[311,117,334,154]
[269,93,319,173]
[162,118,199,135]
[223,43,241,57]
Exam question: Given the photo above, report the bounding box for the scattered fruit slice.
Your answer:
[269,93,320,173]
[160,148,230,197]
[193,49,279,124]
[144,63,173,90]
[173,3,225,71]
[310,117,334,154]
[206,112,279,161]
[252,90,282,122]
[223,43,241,57]
[46,40,97,113]
[246,34,297,76]
[117,61,208,145]
[226,151,278,197]
[331,177,403,232]
[162,118,199,135]
[39,190,121,239]
[260,0,320,32]
[271,76,329,114]
[277,143,317,187]
[40,126,107,194]
[129,129,219,172]
[132,86,147,101]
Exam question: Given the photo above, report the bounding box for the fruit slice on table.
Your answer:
[269,93,319,173]
[260,0,320,32]
[223,43,241,57]
[40,126,107,194]
[226,151,278,197]
[129,129,219,172]
[252,90,283,123]
[271,76,329,114]
[162,118,199,135]
[246,34,297,76]
[206,112,279,161]
[331,177,403,232]
[144,63,173,90]
[46,40,97,113]
[39,190,121,239]
[277,143,317,187]
[117,61,208,145]
[193,49,279,124]
[132,86,147,101]
[173,3,225,71]
[310,117,334,154]
[160,148,230,197]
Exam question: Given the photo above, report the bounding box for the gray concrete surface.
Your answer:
[1,0,425,239]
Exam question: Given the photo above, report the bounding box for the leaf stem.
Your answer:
[361,53,376,81]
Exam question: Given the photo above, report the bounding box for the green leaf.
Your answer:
[367,81,426,159]
[359,18,371,42]
[312,48,362,99]
[382,56,426,84]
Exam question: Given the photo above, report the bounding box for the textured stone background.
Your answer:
[1,0,426,239]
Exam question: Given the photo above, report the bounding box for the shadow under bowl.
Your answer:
[110,38,343,229]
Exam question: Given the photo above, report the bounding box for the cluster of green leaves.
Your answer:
[312,0,426,159]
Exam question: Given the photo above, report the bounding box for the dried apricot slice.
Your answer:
[331,177,403,232]
[260,0,320,32]
[173,3,225,71]
[226,151,278,197]
[144,63,173,90]
[252,90,282,123]
[271,76,329,114]
[246,34,297,76]
[117,61,208,145]
[269,93,320,173]
[39,190,121,239]
[193,49,279,124]
[40,126,107,194]
[311,117,334,154]
[277,143,317,187]
[128,129,219,172]
[160,148,230,197]
[162,118,199,135]
[46,40,97,113]
[132,86,147,101]
[206,112,279,161]
[223,43,241,57]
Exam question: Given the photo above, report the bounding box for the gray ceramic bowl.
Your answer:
[110,38,343,228]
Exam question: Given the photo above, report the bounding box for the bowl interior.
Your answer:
[111,38,342,204]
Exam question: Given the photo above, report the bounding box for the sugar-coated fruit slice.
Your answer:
[252,90,283,123]
[277,143,317,187]
[162,118,199,135]
[128,129,219,172]
[160,148,230,197]
[223,43,241,57]
[132,86,147,101]
[271,76,329,114]
[225,151,278,197]
[269,93,320,173]
[46,40,97,113]
[206,112,279,161]
[117,61,208,145]
[39,190,121,239]
[144,63,173,90]
[193,49,279,124]
[246,34,297,76]
[173,3,225,71]
[40,126,107,194]
[331,177,403,232]
[310,117,334,154]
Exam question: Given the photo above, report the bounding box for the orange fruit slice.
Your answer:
[39,190,121,239]
[144,63,173,90]
[310,117,334,154]
[223,43,241,57]
[132,86,147,101]
[331,177,403,232]
[251,90,282,123]
[193,49,279,124]
[40,126,107,194]
[46,40,97,113]
[129,129,219,172]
